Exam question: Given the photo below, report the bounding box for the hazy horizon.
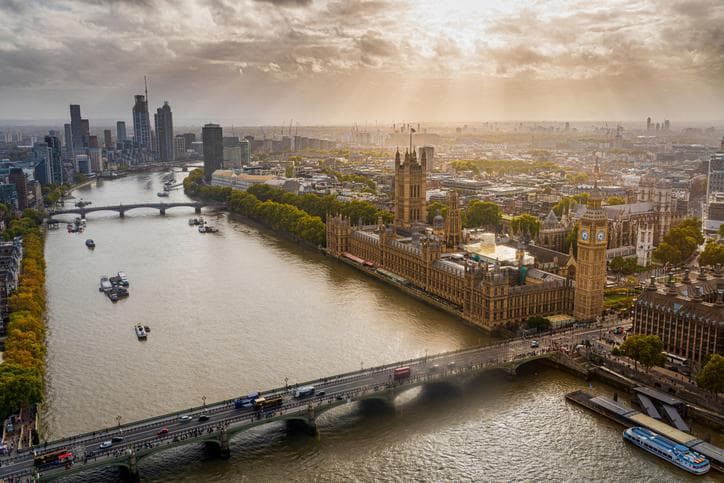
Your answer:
[2,0,723,124]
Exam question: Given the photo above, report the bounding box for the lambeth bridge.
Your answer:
[0,328,598,482]
[47,202,226,220]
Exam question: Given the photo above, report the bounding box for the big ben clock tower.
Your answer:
[573,157,608,321]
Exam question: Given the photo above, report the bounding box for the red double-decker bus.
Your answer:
[34,449,74,466]
[393,367,411,381]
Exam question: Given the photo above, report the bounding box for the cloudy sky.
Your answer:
[1,0,723,124]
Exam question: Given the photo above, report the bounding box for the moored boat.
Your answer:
[623,427,710,475]
[85,239,95,248]
[117,271,129,286]
[99,276,112,292]
[157,191,169,197]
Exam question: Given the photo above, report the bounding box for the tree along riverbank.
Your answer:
[0,209,47,421]
[183,169,394,248]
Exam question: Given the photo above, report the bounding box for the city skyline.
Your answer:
[1,0,723,123]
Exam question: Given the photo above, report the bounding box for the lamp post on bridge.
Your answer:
[202,395,206,410]
[284,377,289,390]
[116,415,122,432]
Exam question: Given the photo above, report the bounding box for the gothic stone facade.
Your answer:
[394,148,427,228]
[326,216,574,331]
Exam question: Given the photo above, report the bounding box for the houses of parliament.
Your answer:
[326,148,608,331]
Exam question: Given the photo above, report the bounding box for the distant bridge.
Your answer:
[47,202,226,220]
[0,328,598,482]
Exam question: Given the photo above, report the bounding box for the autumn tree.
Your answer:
[606,196,626,205]
[465,200,502,229]
[526,316,551,332]
[652,218,704,265]
[699,241,724,267]
[511,214,542,240]
[618,334,666,372]
[696,354,724,394]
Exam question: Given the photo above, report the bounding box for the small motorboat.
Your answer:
[157,191,169,197]
[134,324,147,340]
[85,239,95,248]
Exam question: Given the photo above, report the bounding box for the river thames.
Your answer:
[42,172,719,482]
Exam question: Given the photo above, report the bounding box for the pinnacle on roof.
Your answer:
[543,209,560,227]
[589,154,603,203]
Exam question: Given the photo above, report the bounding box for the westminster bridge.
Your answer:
[0,328,599,482]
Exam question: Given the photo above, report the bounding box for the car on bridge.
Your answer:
[99,441,112,449]
[111,436,124,443]
[530,340,540,348]
[178,414,193,422]
[157,428,169,436]
[198,414,210,422]
[294,386,315,399]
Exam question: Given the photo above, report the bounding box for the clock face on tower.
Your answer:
[597,230,606,241]
[581,230,589,241]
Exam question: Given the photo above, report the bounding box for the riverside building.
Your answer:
[633,270,724,370]
[326,149,608,330]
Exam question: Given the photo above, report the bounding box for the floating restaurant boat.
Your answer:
[623,427,710,475]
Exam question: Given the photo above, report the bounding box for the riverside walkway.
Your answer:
[0,327,599,482]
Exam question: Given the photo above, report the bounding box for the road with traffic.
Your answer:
[0,324,611,482]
